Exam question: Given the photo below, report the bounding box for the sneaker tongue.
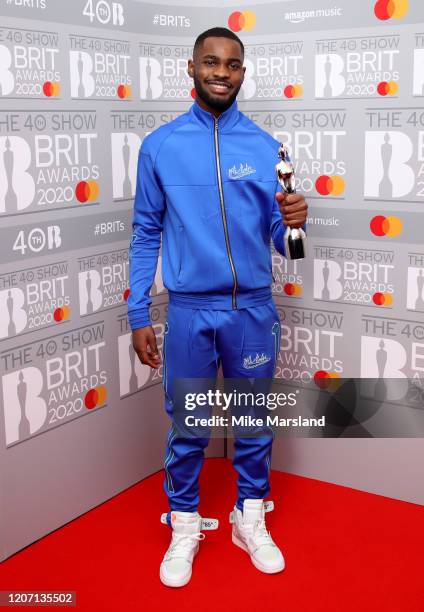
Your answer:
[171,512,201,534]
[242,499,264,524]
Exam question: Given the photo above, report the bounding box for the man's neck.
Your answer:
[195,97,223,119]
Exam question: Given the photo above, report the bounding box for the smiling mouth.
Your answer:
[206,81,232,93]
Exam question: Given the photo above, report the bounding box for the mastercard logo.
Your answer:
[84,385,108,410]
[123,288,130,301]
[53,305,70,322]
[228,10,256,32]
[370,215,402,237]
[377,80,398,96]
[117,84,131,99]
[284,283,302,296]
[43,81,60,97]
[314,370,341,390]
[76,180,99,203]
[373,292,393,306]
[315,175,345,196]
[374,0,408,20]
[284,85,303,99]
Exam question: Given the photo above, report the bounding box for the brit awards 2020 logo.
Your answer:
[0,26,61,98]
[69,34,132,100]
[0,111,100,217]
[78,248,129,316]
[139,43,192,100]
[313,245,395,308]
[0,261,71,339]
[241,41,304,101]
[1,322,108,446]
[259,109,347,198]
[315,33,400,99]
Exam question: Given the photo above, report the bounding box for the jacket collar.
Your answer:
[190,97,240,132]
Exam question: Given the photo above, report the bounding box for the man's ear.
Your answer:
[187,58,194,78]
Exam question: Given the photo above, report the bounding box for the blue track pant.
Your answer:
[162,299,281,514]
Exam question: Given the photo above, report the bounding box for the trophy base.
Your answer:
[284,227,306,260]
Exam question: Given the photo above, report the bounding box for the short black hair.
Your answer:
[193,27,244,59]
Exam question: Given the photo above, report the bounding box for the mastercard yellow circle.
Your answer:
[96,385,108,405]
[242,10,256,31]
[293,284,302,296]
[385,216,403,237]
[293,84,303,97]
[388,81,398,95]
[330,175,345,196]
[125,85,132,98]
[384,293,393,306]
[61,305,70,320]
[392,0,408,18]
[52,82,61,96]
[87,180,100,201]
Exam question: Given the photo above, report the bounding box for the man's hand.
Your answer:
[276,191,308,229]
[132,326,161,369]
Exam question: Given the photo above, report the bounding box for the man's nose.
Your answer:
[212,63,231,79]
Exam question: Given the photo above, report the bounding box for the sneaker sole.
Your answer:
[232,531,285,574]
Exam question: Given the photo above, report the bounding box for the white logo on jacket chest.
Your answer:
[228,162,256,180]
[243,352,271,369]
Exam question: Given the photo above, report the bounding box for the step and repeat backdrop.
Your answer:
[0,0,423,559]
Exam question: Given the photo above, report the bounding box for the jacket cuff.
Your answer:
[128,308,151,330]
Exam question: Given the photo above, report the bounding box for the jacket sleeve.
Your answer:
[127,141,165,330]
[271,182,307,258]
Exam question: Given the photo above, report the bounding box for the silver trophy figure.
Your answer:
[275,144,306,260]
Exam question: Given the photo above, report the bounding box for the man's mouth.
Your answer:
[206,81,232,94]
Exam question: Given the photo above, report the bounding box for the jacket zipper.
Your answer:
[214,116,238,309]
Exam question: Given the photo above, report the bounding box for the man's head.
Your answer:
[188,27,245,116]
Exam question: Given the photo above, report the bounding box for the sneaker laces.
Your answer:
[249,517,275,549]
[164,531,205,561]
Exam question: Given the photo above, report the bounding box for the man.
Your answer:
[128,27,308,587]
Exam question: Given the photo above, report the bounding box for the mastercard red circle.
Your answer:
[284,85,295,98]
[123,288,130,301]
[43,81,53,97]
[85,388,99,409]
[315,175,331,195]
[314,370,331,389]
[228,11,243,32]
[76,181,89,203]
[54,308,63,322]
[377,81,389,95]
[374,0,392,20]
[284,283,295,295]
[190,87,196,99]
[373,292,385,305]
[370,215,387,236]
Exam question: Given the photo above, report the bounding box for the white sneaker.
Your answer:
[159,511,218,587]
[230,499,285,574]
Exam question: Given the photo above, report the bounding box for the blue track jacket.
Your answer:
[128,98,303,331]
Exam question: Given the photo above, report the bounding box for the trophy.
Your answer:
[275,144,306,260]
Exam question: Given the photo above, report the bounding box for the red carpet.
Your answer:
[0,458,423,611]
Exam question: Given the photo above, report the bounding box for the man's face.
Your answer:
[188,37,245,114]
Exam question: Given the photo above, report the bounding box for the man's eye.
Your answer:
[205,60,216,65]
[230,64,241,70]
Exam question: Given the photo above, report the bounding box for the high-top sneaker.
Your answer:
[159,511,218,587]
[230,499,285,574]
